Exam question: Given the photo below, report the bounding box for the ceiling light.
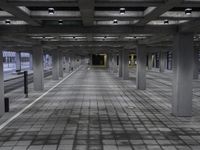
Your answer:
[44,36,54,39]
[113,19,118,24]
[164,19,169,24]
[31,36,44,39]
[58,20,63,25]
[120,8,126,15]
[5,19,11,25]
[48,8,55,15]
[185,8,192,15]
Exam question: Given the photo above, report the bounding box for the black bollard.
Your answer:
[4,97,9,112]
[24,71,28,98]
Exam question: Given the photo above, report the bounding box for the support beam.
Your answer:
[108,54,113,72]
[181,20,200,32]
[33,46,44,91]
[9,1,77,7]
[71,57,76,70]
[122,50,129,80]
[113,54,118,73]
[136,0,182,26]
[52,50,59,80]
[0,25,176,35]
[0,1,40,26]
[0,49,5,116]
[136,45,146,90]
[172,32,193,117]
[59,51,64,78]
[119,50,123,77]
[64,56,70,73]
[193,48,199,80]
[29,52,33,70]
[15,51,21,71]
[78,0,94,26]
[148,53,153,70]
[159,51,166,73]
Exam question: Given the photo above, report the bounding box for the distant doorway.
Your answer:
[92,54,107,67]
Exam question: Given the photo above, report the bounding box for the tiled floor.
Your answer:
[0,67,200,150]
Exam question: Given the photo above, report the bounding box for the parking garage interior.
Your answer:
[0,0,200,150]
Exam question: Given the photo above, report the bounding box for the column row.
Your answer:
[108,32,199,117]
[0,48,83,117]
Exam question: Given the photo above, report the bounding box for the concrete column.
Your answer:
[159,51,166,73]
[15,51,21,71]
[76,57,79,68]
[33,46,44,91]
[113,54,118,73]
[153,53,156,68]
[112,55,115,72]
[66,57,70,72]
[73,57,76,69]
[71,57,75,70]
[193,48,199,79]
[172,32,193,117]
[29,52,33,70]
[74,57,77,69]
[119,50,123,77]
[89,54,92,65]
[64,56,69,73]
[0,49,5,116]
[148,53,153,70]
[59,51,64,78]
[108,54,113,72]
[69,57,72,71]
[122,50,129,80]
[136,45,146,90]
[52,50,59,80]
[106,54,109,68]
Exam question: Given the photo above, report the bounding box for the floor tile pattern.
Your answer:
[0,67,200,150]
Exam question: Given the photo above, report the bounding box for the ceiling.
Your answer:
[0,0,200,55]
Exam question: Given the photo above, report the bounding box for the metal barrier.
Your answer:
[24,71,28,98]
[4,97,9,112]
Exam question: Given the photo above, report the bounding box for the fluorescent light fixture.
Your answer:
[44,36,54,39]
[31,36,44,39]
[113,19,118,24]
[120,8,126,15]
[185,8,192,15]
[5,19,11,25]
[48,8,55,15]
[164,19,169,24]
[58,20,63,25]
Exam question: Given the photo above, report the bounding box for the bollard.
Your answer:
[4,97,9,112]
[24,71,28,98]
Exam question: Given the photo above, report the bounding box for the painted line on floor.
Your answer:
[0,67,81,130]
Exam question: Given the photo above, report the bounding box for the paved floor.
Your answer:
[0,67,200,150]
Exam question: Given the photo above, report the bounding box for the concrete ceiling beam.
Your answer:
[78,0,94,26]
[135,0,183,26]
[0,25,177,35]
[0,0,40,26]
